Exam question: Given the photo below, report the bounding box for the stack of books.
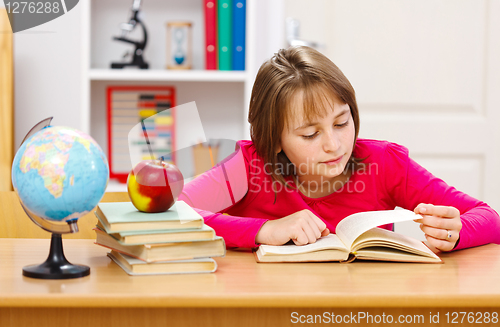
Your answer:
[204,0,246,70]
[94,201,225,275]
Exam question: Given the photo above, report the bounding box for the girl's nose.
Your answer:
[322,129,339,153]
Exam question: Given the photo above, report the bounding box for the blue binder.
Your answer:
[232,0,245,70]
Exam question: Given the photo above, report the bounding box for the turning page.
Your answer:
[336,209,422,250]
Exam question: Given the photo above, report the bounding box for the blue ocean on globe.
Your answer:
[11,126,109,222]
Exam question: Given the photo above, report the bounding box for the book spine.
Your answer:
[217,0,232,70]
[232,0,245,70]
[204,0,217,70]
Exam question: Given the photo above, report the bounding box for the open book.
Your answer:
[254,209,442,263]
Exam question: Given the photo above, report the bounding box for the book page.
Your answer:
[336,209,422,249]
[351,227,439,259]
[354,247,441,263]
[259,234,348,256]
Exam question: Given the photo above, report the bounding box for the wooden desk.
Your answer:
[1,239,500,327]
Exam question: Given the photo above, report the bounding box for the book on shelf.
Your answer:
[254,209,442,264]
[204,0,218,70]
[95,228,226,263]
[95,201,203,233]
[232,0,245,70]
[218,0,232,70]
[95,221,216,245]
[107,250,217,275]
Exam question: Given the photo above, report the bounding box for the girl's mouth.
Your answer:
[322,155,343,165]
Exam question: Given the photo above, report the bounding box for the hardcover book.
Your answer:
[95,201,203,233]
[95,228,226,263]
[95,222,216,245]
[108,250,218,275]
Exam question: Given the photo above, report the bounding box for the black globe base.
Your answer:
[22,233,90,279]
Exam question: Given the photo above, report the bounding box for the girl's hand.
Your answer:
[414,203,462,252]
[255,209,330,246]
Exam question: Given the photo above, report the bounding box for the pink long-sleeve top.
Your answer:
[179,139,500,250]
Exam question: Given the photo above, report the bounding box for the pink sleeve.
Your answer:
[189,208,267,248]
[383,143,500,251]
[178,146,268,248]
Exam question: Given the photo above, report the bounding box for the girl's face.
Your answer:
[279,92,356,186]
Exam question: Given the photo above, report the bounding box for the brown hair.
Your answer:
[248,46,362,187]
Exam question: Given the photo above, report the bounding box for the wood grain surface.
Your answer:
[0,239,499,308]
[0,9,13,192]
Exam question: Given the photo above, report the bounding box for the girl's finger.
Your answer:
[419,204,459,218]
[420,224,458,242]
[425,234,454,252]
[301,222,319,244]
[414,203,428,213]
[306,211,328,234]
[293,231,309,246]
[306,217,322,239]
[419,214,457,230]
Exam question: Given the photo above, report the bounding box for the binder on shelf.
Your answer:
[217,0,232,70]
[204,0,218,70]
[232,0,245,71]
[107,86,176,183]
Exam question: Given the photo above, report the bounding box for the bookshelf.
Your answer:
[89,69,248,82]
[80,0,284,191]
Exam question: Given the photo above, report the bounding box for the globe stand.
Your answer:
[22,233,90,279]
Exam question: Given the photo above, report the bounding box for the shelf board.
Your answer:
[89,69,248,82]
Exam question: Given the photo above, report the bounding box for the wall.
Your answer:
[13,3,82,149]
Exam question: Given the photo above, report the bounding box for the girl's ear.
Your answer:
[275,144,282,154]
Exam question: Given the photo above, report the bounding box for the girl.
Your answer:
[179,46,500,252]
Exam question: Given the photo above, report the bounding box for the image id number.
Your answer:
[6,2,60,14]
[445,311,498,324]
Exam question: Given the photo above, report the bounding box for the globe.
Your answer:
[11,122,110,279]
[12,125,109,224]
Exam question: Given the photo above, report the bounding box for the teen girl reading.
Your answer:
[178,46,500,252]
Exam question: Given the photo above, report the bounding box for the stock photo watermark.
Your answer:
[2,0,79,33]
[248,158,379,195]
[290,310,499,324]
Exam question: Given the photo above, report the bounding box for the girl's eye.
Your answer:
[302,132,318,139]
[335,121,349,128]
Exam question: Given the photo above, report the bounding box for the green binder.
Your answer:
[218,0,233,70]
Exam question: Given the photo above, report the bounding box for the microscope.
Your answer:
[111,0,149,69]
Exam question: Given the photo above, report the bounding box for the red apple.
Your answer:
[127,159,184,213]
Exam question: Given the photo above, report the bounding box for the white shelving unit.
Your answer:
[80,0,285,192]
[89,69,249,82]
